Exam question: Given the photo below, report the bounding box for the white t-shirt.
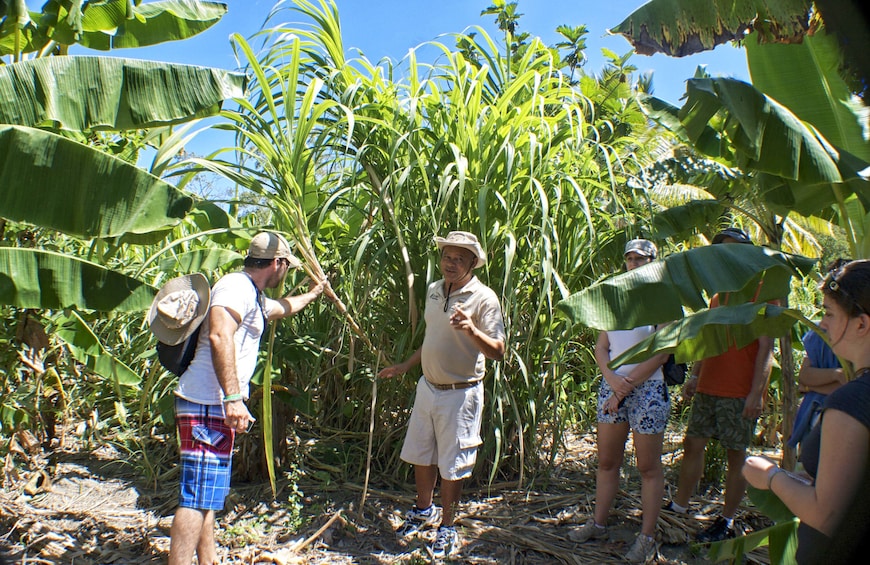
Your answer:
[606,326,664,382]
[175,272,279,405]
[421,276,505,384]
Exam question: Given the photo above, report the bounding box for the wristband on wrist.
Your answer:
[767,466,784,490]
[222,393,243,403]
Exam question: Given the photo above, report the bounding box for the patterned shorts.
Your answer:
[686,392,757,451]
[175,397,235,511]
[597,378,671,434]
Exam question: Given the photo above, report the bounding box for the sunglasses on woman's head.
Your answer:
[825,264,867,316]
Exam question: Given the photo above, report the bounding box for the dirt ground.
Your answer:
[0,431,774,564]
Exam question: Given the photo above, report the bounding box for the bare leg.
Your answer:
[169,507,206,565]
[414,464,439,510]
[195,510,218,565]
[634,432,665,537]
[594,421,631,525]
[723,448,748,518]
[440,478,464,526]
[673,435,709,508]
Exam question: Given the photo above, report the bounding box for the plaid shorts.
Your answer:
[686,392,757,451]
[175,397,235,511]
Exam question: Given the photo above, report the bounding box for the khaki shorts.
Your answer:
[686,392,757,451]
[400,376,483,480]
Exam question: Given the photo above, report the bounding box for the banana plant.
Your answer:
[0,0,228,56]
[0,2,245,309]
[612,0,870,255]
[558,243,816,332]
[0,2,244,399]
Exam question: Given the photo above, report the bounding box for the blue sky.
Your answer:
[129,0,749,104]
[69,0,750,155]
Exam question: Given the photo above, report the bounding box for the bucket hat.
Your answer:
[247,232,302,268]
[148,273,211,345]
[434,231,487,268]
[624,239,657,259]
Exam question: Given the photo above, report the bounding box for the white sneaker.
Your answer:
[395,505,442,538]
[431,525,458,558]
[625,533,657,563]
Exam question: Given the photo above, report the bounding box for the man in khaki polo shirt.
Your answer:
[379,231,505,558]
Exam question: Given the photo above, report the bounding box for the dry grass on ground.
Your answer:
[0,430,776,564]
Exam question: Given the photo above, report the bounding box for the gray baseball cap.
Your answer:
[712,227,752,245]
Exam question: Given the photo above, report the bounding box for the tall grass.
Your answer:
[169,0,667,487]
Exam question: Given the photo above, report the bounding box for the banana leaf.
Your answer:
[650,199,725,240]
[157,248,242,273]
[609,302,807,367]
[0,57,246,131]
[636,92,724,157]
[46,0,226,50]
[641,78,870,217]
[557,244,817,331]
[609,0,811,56]
[705,518,800,565]
[0,125,193,238]
[0,248,155,312]
[680,78,866,186]
[746,30,870,164]
[54,311,141,386]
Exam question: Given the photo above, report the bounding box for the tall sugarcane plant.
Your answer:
[169,0,665,490]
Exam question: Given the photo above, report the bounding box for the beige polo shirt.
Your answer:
[421,277,505,385]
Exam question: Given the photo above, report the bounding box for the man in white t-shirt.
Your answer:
[164,232,325,565]
[379,231,505,558]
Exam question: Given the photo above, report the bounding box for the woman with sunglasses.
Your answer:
[568,239,669,563]
[743,260,870,564]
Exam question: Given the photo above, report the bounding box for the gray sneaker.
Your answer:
[625,533,657,563]
[395,505,442,538]
[431,525,458,558]
[567,518,608,543]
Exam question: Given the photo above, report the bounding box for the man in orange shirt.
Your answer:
[663,228,775,542]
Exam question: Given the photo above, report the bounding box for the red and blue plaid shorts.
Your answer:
[175,397,235,511]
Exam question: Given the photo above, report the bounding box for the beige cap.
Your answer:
[247,232,302,268]
[434,231,487,268]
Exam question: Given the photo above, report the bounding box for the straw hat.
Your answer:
[434,231,487,268]
[147,273,211,345]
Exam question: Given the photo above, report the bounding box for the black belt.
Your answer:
[426,379,482,390]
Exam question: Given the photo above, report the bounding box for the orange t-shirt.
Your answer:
[696,293,761,399]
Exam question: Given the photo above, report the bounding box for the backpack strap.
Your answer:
[243,271,268,326]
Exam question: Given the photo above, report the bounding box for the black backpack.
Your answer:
[157,325,202,376]
[662,354,688,386]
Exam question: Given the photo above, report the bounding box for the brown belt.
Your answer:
[426,379,482,390]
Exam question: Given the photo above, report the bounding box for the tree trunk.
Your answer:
[780,294,797,470]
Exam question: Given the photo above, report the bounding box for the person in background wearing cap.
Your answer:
[167,232,325,565]
[378,231,505,558]
[663,227,775,543]
[568,238,669,563]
